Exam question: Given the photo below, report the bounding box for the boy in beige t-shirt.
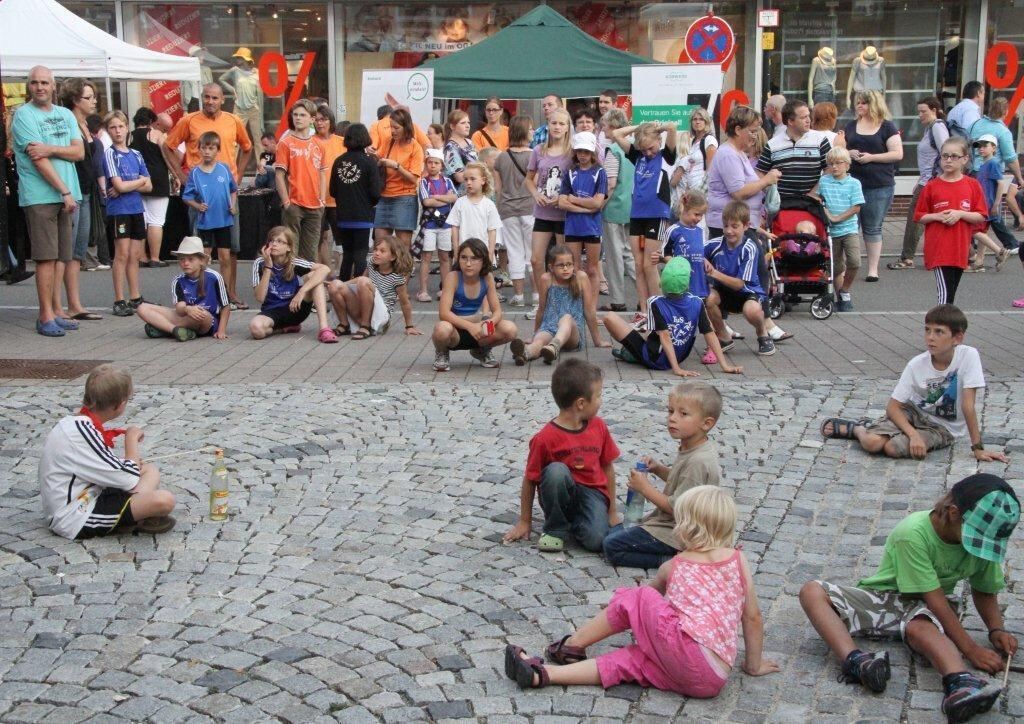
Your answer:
[602,381,722,568]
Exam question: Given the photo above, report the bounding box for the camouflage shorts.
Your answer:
[817,581,959,641]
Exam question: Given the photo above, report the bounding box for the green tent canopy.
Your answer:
[423,6,660,99]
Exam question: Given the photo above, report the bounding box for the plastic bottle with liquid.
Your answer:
[209,448,229,521]
[624,460,648,527]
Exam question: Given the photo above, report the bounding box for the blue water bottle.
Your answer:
[624,460,648,528]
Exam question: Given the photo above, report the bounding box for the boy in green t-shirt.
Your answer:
[800,474,1019,723]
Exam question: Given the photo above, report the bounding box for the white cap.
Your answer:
[171,236,206,256]
[973,134,998,147]
[425,148,444,161]
[573,131,597,153]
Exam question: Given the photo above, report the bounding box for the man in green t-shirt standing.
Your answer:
[11,66,84,337]
[799,474,1019,723]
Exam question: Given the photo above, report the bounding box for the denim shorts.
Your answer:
[858,185,894,241]
[374,195,419,231]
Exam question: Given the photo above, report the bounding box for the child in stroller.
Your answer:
[766,198,835,320]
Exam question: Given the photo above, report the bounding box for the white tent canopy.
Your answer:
[0,0,200,81]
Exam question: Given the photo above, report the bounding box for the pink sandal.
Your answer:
[318,327,339,343]
[701,349,718,365]
[1013,297,1024,308]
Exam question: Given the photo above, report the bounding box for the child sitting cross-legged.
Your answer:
[821,304,1008,463]
[603,381,723,569]
[505,486,779,695]
[503,358,621,553]
[604,257,741,376]
[39,364,176,539]
[799,474,1019,723]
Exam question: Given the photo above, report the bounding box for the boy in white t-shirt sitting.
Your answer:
[38,364,176,539]
[820,305,1008,462]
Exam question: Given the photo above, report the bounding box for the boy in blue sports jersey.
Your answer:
[603,258,741,376]
[704,201,775,356]
[182,131,238,291]
[136,237,230,341]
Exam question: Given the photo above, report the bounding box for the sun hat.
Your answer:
[171,237,207,257]
[425,148,444,161]
[973,134,998,148]
[572,131,598,153]
[951,473,1020,563]
[232,47,255,63]
[660,257,691,295]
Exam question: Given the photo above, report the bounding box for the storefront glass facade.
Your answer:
[760,0,973,176]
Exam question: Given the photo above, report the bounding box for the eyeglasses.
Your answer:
[941,153,964,160]
[485,107,501,113]
[551,262,574,268]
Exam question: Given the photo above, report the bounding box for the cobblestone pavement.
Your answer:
[1,378,1022,723]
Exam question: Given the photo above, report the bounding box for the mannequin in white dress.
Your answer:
[808,47,837,105]
[846,46,886,109]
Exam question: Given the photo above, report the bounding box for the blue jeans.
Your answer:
[71,194,91,261]
[603,524,679,569]
[537,463,609,551]
[858,185,894,243]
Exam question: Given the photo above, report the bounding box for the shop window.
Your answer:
[124,2,329,135]
[987,0,1024,153]
[762,0,968,175]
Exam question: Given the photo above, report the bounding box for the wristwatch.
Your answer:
[971,442,985,451]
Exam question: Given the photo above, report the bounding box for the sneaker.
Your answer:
[631,312,647,331]
[757,336,776,356]
[838,650,890,693]
[94,263,111,271]
[941,672,1002,723]
[112,300,133,317]
[172,326,197,342]
[837,298,853,312]
[717,338,736,353]
[525,305,539,320]
[129,297,145,310]
[509,294,526,308]
[996,247,1011,271]
[432,349,450,371]
[470,346,499,368]
[144,323,169,339]
[701,349,718,365]
[540,342,560,365]
[510,338,528,366]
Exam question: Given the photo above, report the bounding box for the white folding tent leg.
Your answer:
[105,77,113,111]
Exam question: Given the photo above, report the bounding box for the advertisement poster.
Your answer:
[360,69,434,129]
[630,64,723,127]
[140,6,202,121]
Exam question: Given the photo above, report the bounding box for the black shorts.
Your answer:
[565,235,601,245]
[75,487,135,540]
[618,330,652,365]
[198,226,233,250]
[629,217,666,241]
[712,285,763,314]
[260,301,314,329]
[452,327,482,351]
[107,213,146,241]
[533,218,565,235]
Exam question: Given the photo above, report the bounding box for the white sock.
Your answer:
[724,323,738,338]
[769,326,787,340]
[839,291,851,301]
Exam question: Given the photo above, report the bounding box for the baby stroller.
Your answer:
[766,197,835,320]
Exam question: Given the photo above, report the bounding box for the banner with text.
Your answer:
[360,69,434,130]
[630,63,723,128]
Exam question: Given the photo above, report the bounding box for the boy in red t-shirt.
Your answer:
[503,359,621,553]
[914,136,988,305]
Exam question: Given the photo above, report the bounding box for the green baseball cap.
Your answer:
[661,257,691,295]
[953,474,1020,563]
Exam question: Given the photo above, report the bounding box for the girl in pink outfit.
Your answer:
[505,486,779,696]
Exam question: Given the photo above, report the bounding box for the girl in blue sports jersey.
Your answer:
[136,237,229,342]
[610,120,677,321]
[558,132,607,318]
[430,238,517,371]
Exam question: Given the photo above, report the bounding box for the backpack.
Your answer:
[925,119,949,178]
[946,111,974,140]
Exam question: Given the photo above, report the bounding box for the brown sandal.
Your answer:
[546,635,587,665]
[504,645,549,689]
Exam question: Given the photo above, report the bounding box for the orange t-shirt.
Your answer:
[274,133,326,209]
[164,111,253,177]
[319,135,347,207]
[370,118,430,151]
[472,126,509,151]
[380,139,424,197]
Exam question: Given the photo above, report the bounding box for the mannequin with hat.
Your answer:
[220,47,263,148]
[181,45,214,113]
[808,47,837,105]
[846,46,886,109]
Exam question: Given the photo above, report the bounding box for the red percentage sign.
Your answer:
[258,51,317,139]
[984,42,1024,125]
